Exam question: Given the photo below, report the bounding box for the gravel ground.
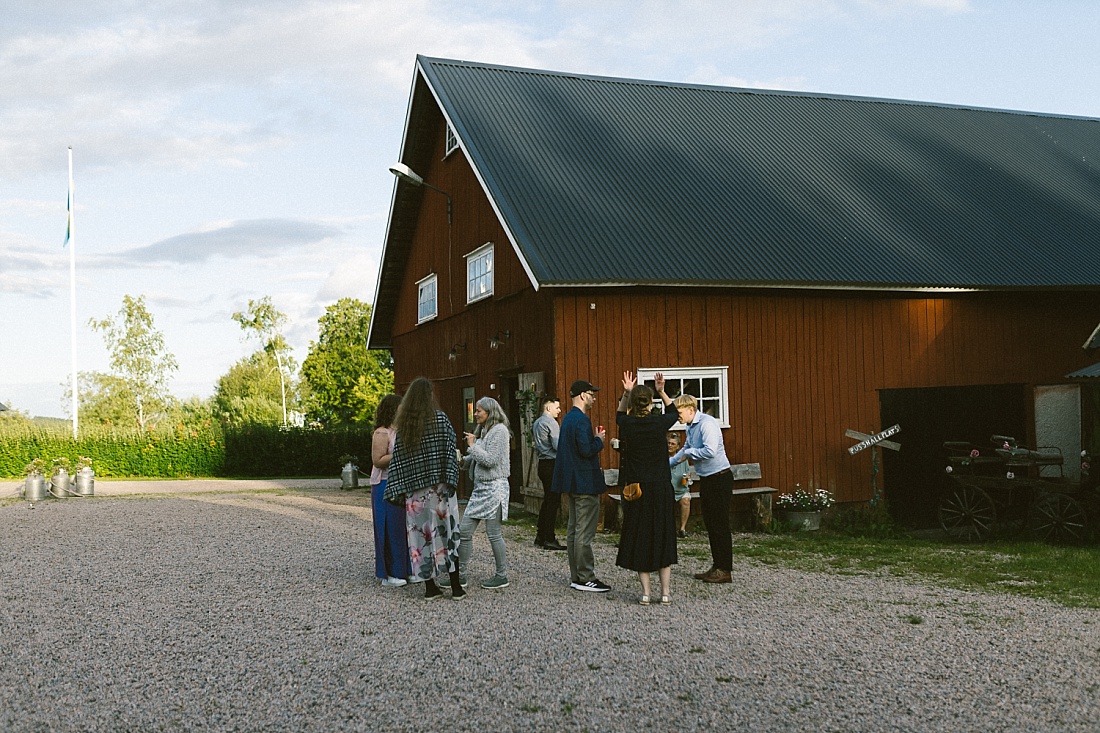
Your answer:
[2,489,1098,732]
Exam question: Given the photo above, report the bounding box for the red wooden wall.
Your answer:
[551,289,1100,503]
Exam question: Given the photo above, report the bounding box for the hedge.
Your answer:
[0,421,373,478]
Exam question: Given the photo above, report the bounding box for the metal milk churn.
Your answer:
[25,473,47,502]
[51,468,71,498]
[341,462,359,490]
[75,467,95,496]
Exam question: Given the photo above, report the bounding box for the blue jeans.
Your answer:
[458,505,507,579]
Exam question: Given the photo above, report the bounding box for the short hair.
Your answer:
[542,396,560,409]
[667,430,684,446]
[673,394,698,411]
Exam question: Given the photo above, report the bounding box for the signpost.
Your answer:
[846,425,901,505]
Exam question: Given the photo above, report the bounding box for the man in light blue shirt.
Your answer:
[670,395,733,583]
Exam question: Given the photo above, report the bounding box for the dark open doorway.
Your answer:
[879,384,1027,528]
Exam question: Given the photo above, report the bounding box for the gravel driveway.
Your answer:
[2,488,1098,732]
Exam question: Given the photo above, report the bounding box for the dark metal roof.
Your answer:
[1066,362,1100,378]
[419,56,1100,290]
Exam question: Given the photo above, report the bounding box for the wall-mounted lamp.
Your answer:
[447,342,467,361]
[488,330,512,350]
[389,162,452,224]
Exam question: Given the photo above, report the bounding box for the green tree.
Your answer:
[301,298,393,426]
[212,350,296,426]
[85,294,179,428]
[232,296,295,427]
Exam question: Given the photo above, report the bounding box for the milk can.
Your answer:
[75,466,95,496]
[341,461,359,490]
[51,468,71,498]
[25,472,47,502]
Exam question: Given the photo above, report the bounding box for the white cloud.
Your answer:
[118,219,342,264]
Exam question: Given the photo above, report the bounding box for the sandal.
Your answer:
[660,595,671,605]
[639,595,650,606]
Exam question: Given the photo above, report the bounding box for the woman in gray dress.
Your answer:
[459,396,512,589]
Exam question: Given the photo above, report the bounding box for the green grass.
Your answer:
[508,502,1100,609]
[731,532,1100,608]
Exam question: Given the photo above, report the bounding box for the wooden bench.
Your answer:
[603,464,777,531]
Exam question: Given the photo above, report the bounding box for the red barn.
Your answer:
[368,56,1100,526]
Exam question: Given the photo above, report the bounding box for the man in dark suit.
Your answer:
[552,379,609,592]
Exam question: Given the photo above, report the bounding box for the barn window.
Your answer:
[637,366,729,428]
[445,125,459,156]
[416,273,437,323]
[465,243,494,304]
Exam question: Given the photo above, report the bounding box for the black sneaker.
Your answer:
[570,579,611,593]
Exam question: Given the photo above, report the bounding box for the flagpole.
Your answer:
[68,146,79,440]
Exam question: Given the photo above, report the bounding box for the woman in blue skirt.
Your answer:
[370,393,408,587]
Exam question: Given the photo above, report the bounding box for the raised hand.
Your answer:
[654,372,666,393]
[622,370,636,391]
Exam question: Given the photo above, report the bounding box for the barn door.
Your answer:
[517,371,545,494]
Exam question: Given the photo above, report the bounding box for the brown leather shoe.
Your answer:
[693,566,717,580]
[701,569,732,584]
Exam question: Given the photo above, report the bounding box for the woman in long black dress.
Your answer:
[614,371,677,604]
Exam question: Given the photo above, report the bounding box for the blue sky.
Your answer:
[2,0,1099,417]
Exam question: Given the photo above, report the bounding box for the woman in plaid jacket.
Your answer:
[385,377,465,601]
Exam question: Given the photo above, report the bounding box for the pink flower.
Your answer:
[1082,462,1091,470]
[1003,442,1011,450]
[970,449,980,458]
[409,546,422,564]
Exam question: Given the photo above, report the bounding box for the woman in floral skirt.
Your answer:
[384,377,465,601]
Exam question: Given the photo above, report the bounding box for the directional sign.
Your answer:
[846,425,901,455]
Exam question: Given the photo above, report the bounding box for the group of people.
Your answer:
[368,371,736,603]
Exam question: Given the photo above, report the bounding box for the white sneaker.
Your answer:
[381,576,407,588]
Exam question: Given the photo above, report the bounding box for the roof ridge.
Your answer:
[417,55,1100,124]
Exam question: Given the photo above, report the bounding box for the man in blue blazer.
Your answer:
[552,379,610,592]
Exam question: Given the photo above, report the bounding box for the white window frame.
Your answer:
[445,125,459,157]
[465,242,494,304]
[637,366,730,428]
[416,273,437,324]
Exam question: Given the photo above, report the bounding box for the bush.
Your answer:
[221,424,372,476]
[0,421,373,478]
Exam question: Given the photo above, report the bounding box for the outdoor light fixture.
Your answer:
[389,162,452,224]
[489,331,511,350]
[447,342,467,361]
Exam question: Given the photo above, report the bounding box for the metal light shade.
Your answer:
[389,162,425,187]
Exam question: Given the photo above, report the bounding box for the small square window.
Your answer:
[417,274,437,323]
[639,366,729,428]
[466,243,493,304]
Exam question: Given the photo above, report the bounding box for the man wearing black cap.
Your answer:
[552,379,610,592]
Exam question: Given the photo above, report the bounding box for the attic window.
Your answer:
[638,366,730,428]
[465,243,493,304]
[416,273,437,324]
[445,125,458,157]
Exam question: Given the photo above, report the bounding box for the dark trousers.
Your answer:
[536,459,560,542]
[699,469,733,571]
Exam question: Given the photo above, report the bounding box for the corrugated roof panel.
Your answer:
[419,57,1100,289]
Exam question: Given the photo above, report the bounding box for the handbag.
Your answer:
[623,482,642,502]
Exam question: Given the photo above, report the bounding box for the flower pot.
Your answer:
[778,510,822,531]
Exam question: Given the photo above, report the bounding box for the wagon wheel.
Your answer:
[1027,493,1087,544]
[938,484,996,542]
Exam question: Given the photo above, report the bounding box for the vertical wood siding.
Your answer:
[552,289,1100,503]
